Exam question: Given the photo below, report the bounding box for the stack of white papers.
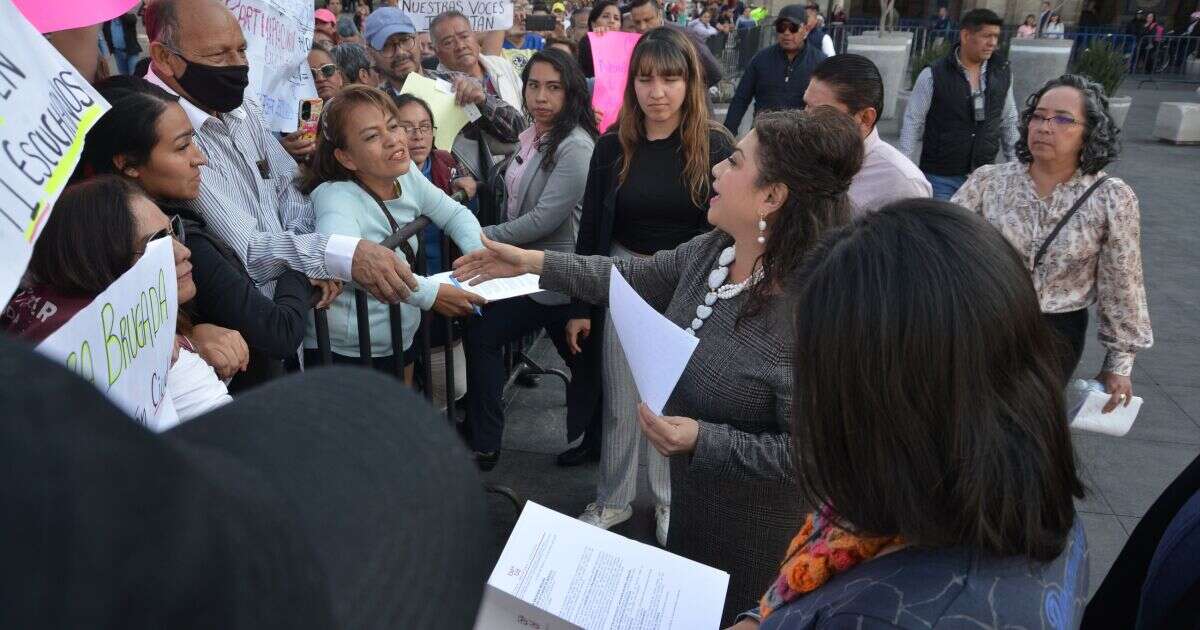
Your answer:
[475,502,729,630]
[432,272,542,302]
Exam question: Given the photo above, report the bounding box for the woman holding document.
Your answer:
[454,107,865,623]
[300,85,486,380]
[562,27,734,549]
[464,49,600,472]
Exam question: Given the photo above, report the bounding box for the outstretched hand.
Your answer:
[452,233,539,284]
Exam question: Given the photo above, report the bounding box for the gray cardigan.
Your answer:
[484,126,595,305]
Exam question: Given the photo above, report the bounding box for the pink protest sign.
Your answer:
[589,31,642,133]
[13,0,139,33]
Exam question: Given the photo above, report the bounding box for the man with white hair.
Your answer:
[143,0,418,304]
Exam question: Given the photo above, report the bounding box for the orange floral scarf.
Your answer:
[758,505,903,620]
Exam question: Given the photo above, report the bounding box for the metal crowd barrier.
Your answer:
[310,215,524,513]
[1128,34,1200,85]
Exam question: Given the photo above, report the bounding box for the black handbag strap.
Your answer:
[1034,175,1110,268]
[353,178,417,266]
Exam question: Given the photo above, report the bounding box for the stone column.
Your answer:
[1007,38,1074,109]
[848,31,914,119]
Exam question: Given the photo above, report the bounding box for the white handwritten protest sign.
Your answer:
[224,0,318,132]
[0,0,110,306]
[38,239,180,432]
[400,0,513,32]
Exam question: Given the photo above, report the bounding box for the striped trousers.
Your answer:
[598,243,671,510]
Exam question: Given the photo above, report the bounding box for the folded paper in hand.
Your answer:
[432,271,541,302]
[606,266,698,415]
[474,502,729,630]
[1068,379,1143,437]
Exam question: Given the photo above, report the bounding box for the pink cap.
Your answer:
[315,8,337,23]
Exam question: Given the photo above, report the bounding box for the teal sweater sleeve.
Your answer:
[403,169,484,309]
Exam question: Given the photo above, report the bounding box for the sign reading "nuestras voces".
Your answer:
[400,0,514,32]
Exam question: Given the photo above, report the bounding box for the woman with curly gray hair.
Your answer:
[952,74,1152,413]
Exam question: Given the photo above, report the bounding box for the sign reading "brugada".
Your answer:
[38,238,181,432]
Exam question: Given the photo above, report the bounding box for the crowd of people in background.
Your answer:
[15,0,1200,627]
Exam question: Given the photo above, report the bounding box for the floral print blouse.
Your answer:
[953,161,1153,376]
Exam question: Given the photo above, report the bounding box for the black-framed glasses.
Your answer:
[1029,113,1081,128]
[135,215,186,257]
[398,123,436,137]
[775,20,801,33]
[378,35,417,56]
[310,63,339,78]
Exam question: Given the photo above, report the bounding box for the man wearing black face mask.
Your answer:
[143,0,419,308]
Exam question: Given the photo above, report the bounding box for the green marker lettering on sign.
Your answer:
[65,340,94,384]
[101,301,124,387]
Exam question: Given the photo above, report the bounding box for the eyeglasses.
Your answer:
[399,123,436,137]
[775,20,801,33]
[378,35,417,56]
[135,215,186,257]
[310,63,339,79]
[1029,113,1081,128]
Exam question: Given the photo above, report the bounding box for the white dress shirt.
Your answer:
[147,68,359,295]
[848,128,932,216]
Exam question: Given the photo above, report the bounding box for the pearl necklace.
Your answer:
[686,245,763,336]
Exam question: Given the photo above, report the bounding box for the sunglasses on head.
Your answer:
[775,20,801,33]
[310,63,338,79]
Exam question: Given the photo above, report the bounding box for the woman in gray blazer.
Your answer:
[465,49,600,470]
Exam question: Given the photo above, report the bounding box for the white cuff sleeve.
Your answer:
[324,234,360,281]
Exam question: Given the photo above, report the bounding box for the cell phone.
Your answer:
[525,14,558,32]
[297,98,324,142]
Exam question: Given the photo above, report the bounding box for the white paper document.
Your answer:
[1068,384,1143,437]
[433,272,542,302]
[606,266,699,415]
[475,502,729,630]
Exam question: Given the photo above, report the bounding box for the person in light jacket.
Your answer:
[301,86,486,380]
[464,49,600,471]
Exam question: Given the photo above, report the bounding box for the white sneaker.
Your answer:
[578,503,633,530]
[655,505,670,547]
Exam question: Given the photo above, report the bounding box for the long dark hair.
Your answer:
[741,107,861,320]
[28,177,140,295]
[789,201,1084,562]
[588,0,619,27]
[77,75,180,179]
[618,27,729,208]
[300,84,401,194]
[521,49,599,171]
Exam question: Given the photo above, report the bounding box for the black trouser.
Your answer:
[465,296,576,453]
[1043,309,1088,382]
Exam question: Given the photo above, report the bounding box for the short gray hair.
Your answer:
[330,42,373,84]
[1015,73,1121,175]
[144,0,182,47]
[429,10,471,38]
